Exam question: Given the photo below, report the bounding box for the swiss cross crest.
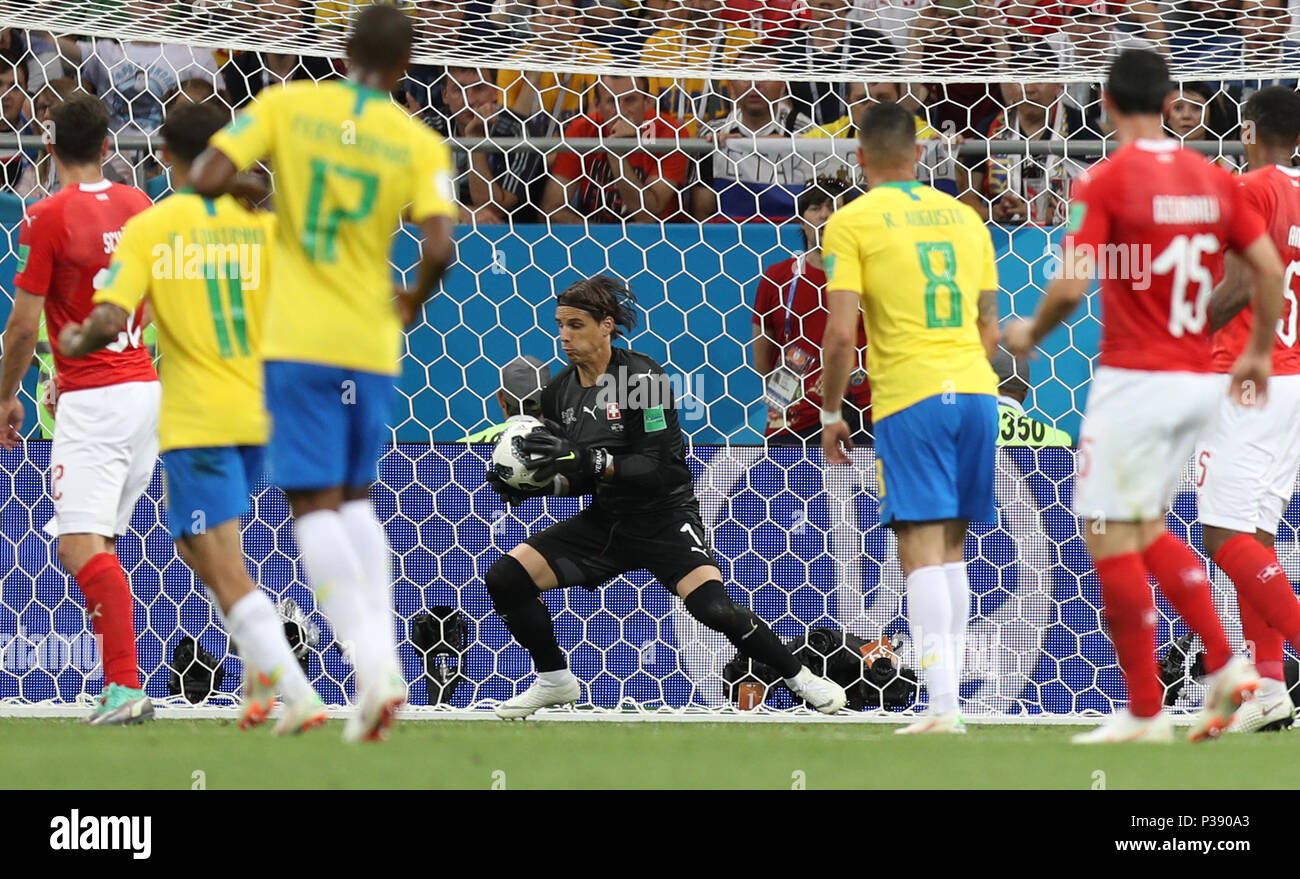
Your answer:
[606,402,621,420]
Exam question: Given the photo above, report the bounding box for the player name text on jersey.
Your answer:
[1152,195,1221,224]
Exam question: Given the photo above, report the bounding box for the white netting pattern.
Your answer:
[0,11,1295,716]
[0,0,1296,81]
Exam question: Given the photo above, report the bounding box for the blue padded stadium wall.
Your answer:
[7,441,1287,713]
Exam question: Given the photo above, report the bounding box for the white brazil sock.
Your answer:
[226,589,316,704]
[942,560,972,687]
[907,564,957,714]
[295,509,382,689]
[338,499,400,673]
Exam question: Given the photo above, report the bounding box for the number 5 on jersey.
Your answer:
[1277,260,1300,347]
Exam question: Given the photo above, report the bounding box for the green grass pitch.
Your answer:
[2,718,1299,789]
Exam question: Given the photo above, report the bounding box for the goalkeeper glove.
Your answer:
[519,418,610,483]
[485,469,552,507]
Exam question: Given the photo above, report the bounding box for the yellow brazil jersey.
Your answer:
[209,80,458,376]
[822,180,998,421]
[93,191,274,452]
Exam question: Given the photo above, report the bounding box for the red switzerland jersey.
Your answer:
[1065,139,1266,373]
[13,180,156,392]
[1211,164,1300,374]
[752,254,871,434]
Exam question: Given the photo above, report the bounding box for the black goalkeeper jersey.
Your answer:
[541,346,697,518]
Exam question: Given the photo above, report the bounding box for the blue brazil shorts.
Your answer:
[873,393,997,527]
[161,444,264,539]
[264,361,396,492]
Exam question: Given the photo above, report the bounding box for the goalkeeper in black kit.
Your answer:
[484,275,847,718]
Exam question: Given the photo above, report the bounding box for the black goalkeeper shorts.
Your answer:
[524,506,717,595]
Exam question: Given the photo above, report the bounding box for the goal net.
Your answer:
[0,0,1294,719]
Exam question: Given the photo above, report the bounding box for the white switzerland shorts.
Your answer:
[1196,373,1300,536]
[1072,367,1226,522]
[46,381,161,538]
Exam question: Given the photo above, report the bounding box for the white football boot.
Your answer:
[895,709,968,735]
[238,669,278,731]
[273,695,329,736]
[1071,710,1175,744]
[342,668,407,743]
[1188,656,1259,742]
[495,673,582,720]
[786,667,847,714]
[1226,677,1295,733]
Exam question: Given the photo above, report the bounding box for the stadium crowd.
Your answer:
[0,0,1293,219]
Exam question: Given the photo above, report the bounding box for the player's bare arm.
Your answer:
[189,146,238,199]
[395,215,455,326]
[977,288,1000,359]
[1209,252,1250,333]
[1228,233,1287,403]
[1003,247,1092,356]
[57,302,129,360]
[189,147,268,206]
[0,288,44,449]
[819,287,859,465]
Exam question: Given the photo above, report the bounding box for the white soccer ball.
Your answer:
[490,417,551,491]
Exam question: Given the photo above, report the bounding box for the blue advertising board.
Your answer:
[5,442,1276,715]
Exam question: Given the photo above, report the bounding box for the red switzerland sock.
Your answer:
[75,552,141,691]
[1238,594,1285,682]
[1215,533,1300,657]
[1142,533,1231,674]
[1095,552,1163,718]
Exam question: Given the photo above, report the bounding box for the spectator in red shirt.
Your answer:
[751,177,871,445]
[541,74,688,223]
